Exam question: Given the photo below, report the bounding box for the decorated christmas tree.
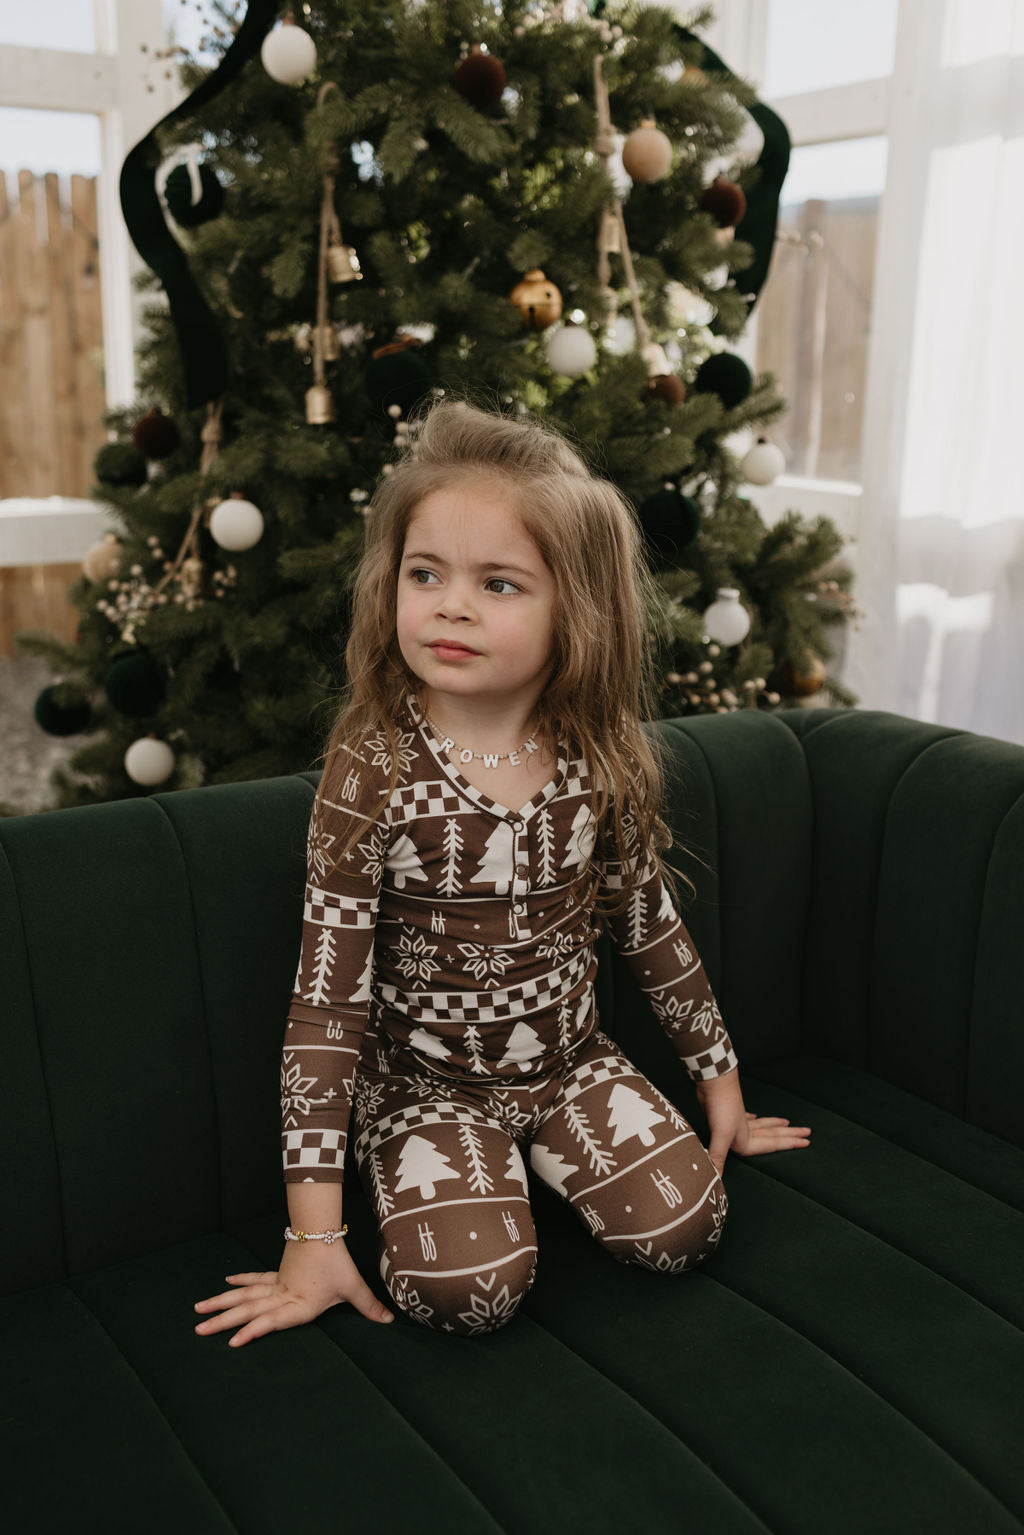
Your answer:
[13,0,859,812]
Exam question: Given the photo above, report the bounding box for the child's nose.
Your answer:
[436,581,476,619]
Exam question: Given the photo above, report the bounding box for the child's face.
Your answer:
[396,481,557,717]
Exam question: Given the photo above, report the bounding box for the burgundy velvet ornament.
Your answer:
[699,175,748,229]
[454,44,507,109]
[131,407,180,460]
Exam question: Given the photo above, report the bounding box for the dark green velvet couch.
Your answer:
[3,707,1023,1534]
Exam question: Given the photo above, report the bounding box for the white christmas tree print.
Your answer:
[458,941,514,989]
[556,999,573,1050]
[464,1024,487,1074]
[367,1148,394,1216]
[458,1123,494,1196]
[658,882,676,922]
[304,927,337,1006]
[626,888,646,950]
[393,1134,462,1199]
[564,1103,616,1176]
[505,1142,529,1196]
[408,1026,452,1060]
[386,833,428,889]
[439,819,464,898]
[562,803,596,869]
[350,950,373,1003]
[530,1142,579,1194]
[536,808,556,886]
[607,1083,667,1147]
[498,1021,544,1071]
[392,929,440,984]
[470,820,515,894]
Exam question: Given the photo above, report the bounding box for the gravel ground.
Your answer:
[0,657,84,817]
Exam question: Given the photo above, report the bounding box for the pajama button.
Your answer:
[514,902,526,914]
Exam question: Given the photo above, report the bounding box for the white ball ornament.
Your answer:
[741,438,787,485]
[260,20,317,85]
[702,587,751,646]
[605,313,636,356]
[209,494,264,552]
[124,736,175,786]
[545,323,597,377]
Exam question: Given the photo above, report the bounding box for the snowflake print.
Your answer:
[365,728,417,780]
[391,929,441,984]
[457,1273,522,1335]
[307,820,336,882]
[390,1274,434,1328]
[354,1075,386,1125]
[536,929,574,961]
[356,823,388,879]
[458,941,515,988]
[281,1052,321,1127]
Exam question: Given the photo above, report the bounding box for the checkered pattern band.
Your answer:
[353,1099,498,1162]
[556,1052,640,1103]
[283,1127,345,1171]
[680,1038,739,1080]
[305,889,378,929]
[388,778,470,819]
[378,950,590,1025]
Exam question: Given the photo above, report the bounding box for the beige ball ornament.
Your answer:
[83,536,122,584]
[742,438,787,485]
[260,18,317,85]
[545,322,597,377]
[621,119,673,183]
[124,735,175,786]
[208,492,264,552]
[702,587,752,646]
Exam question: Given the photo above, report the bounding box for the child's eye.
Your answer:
[409,568,438,585]
[485,577,520,595]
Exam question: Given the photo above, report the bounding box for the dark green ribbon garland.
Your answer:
[673,25,791,327]
[119,0,280,409]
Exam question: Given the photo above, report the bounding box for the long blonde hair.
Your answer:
[311,390,696,917]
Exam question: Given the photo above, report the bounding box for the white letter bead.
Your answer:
[508,750,520,765]
[460,748,474,763]
[441,737,455,753]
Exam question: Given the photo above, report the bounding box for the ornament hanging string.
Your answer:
[313,81,343,393]
[593,52,649,350]
[153,398,224,599]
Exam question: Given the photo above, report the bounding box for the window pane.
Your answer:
[755,137,887,484]
[0,108,100,177]
[763,0,898,97]
[0,0,95,51]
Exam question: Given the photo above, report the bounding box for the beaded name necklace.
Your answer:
[421,706,540,769]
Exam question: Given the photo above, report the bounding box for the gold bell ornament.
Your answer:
[327,240,362,283]
[305,383,335,424]
[509,268,563,331]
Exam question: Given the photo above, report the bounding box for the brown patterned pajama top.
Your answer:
[281,692,738,1335]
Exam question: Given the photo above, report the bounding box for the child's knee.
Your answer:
[604,1176,729,1273]
[381,1244,537,1336]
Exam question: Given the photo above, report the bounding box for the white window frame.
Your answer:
[0,0,181,411]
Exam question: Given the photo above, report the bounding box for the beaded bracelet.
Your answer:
[284,1224,349,1245]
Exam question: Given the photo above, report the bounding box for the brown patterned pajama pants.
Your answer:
[351,1026,728,1337]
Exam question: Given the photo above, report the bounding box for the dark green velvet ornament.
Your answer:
[365,343,433,419]
[34,684,92,737]
[638,485,702,567]
[104,648,168,719]
[693,352,753,410]
[94,441,148,488]
[164,162,226,228]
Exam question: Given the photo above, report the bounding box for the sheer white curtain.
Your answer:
[844,0,1024,745]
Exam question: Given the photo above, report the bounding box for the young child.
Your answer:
[194,396,810,1345]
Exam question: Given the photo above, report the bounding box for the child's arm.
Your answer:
[601,837,810,1171]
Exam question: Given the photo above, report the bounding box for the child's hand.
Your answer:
[694,1068,811,1177]
[192,1237,394,1347]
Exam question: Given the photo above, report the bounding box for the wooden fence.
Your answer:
[0,170,107,500]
